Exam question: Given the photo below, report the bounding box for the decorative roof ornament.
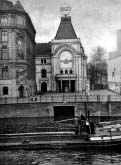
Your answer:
[14,0,25,11]
[60,3,71,17]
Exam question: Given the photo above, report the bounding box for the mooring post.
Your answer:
[108,102,112,120]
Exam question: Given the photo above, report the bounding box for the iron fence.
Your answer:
[0,94,121,104]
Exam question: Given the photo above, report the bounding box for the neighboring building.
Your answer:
[36,15,88,93]
[0,0,36,98]
[108,30,121,94]
[36,42,52,93]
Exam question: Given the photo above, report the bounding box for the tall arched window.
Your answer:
[18,85,24,97]
[60,70,63,74]
[41,69,47,78]
[70,69,73,74]
[65,70,68,74]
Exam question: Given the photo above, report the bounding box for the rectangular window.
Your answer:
[16,16,25,26]
[1,16,7,26]
[2,66,8,78]
[1,31,8,42]
[41,59,43,64]
[41,59,46,64]
[3,87,8,95]
[44,59,46,64]
[1,49,8,59]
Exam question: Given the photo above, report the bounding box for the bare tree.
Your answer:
[87,46,108,90]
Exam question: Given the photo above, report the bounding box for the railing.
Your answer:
[0,94,121,104]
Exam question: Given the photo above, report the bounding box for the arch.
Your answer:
[53,43,77,56]
[18,85,24,97]
[41,82,47,93]
[60,70,63,74]
[41,69,47,78]
[70,69,73,74]
[65,70,68,74]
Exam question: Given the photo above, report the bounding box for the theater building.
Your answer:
[0,0,36,98]
[36,15,88,93]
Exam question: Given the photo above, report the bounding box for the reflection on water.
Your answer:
[0,150,121,165]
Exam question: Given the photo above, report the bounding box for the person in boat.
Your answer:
[77,114,87,134]
[89,119,95,134]
[77,115,95,135]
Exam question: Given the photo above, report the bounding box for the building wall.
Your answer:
[51,39,87,92]
[0,1,36,98]
[108,55,121,93]
[108,29,121,93]
[0,102,120,118]
[36,56,52,92]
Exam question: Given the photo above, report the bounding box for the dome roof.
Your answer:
[0,0,13,10]
[0,0,25,11]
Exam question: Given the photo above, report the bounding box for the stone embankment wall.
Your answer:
[0,102,121,118]
[0,102,121,134]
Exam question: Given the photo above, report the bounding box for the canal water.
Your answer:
[0,150,121,165]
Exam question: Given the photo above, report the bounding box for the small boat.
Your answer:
[1,118,121,150]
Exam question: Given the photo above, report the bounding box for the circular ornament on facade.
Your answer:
[60,51,72,69]
[60,3,71,16]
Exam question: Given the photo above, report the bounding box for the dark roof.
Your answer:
[55,16,77,40]
[0,0,13,10]
[35,43,51,57]
[0,0,25,11]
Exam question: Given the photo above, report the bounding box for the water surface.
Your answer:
[0,149,121,165]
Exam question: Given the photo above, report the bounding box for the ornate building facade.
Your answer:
[36,16,88,93]
[0,0,36,98]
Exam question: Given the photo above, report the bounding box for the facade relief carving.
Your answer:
[19,77,27,85]
[16,36,24,59]
[16,68,27,78]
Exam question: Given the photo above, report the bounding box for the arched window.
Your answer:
[41,82,47,93]
[70,69,73,74]
[60,70,63,74]
[65,70,68,74]
[41,69,47,78]
[18,85,24,97]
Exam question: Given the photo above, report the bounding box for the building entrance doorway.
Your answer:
[58,80,75,92]
[54,106,75,121]
[41,82,47,93]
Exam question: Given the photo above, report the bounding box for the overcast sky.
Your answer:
[11,0,121,56]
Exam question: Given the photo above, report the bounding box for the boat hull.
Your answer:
[1,133,121,150]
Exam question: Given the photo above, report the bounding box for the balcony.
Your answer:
[55,74,77,80]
